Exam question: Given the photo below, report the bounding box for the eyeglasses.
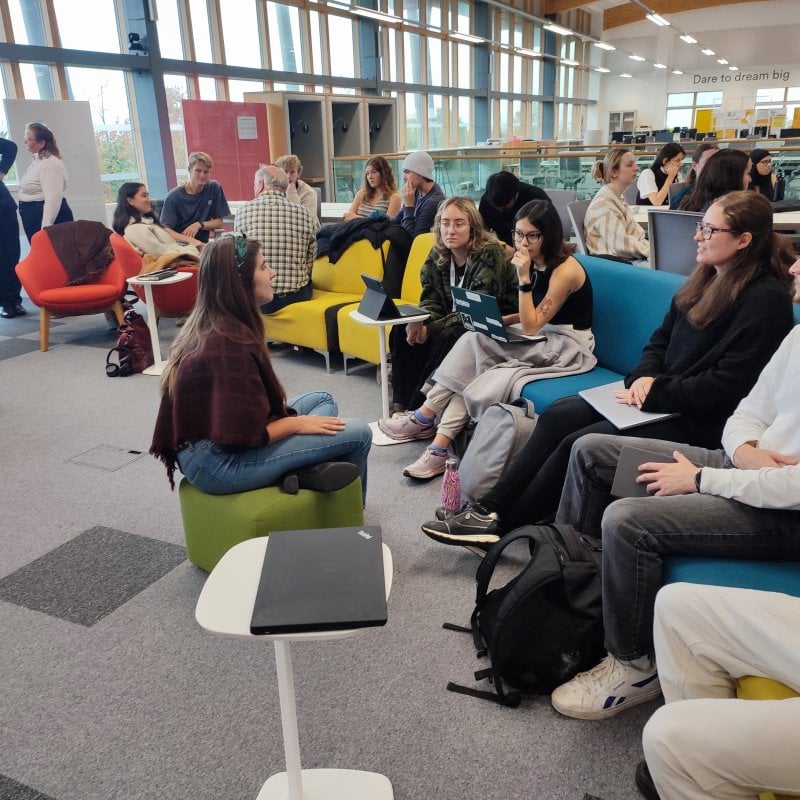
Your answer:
[440,220,470,230]
[513,229,544,244]
[695,223,740,240]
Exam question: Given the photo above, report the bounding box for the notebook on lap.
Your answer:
[358,274,426,320]
[579,380,680,430]
[249,526,388,635]
[450,285,546,344]
[610,446,677,498]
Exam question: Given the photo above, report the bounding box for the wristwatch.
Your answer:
[518,283,534,292]
[694,468,703,493]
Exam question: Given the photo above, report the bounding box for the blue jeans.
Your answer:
[176,391,371,500]
[555,432,800,661]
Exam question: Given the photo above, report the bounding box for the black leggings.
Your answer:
[19,198,73,242]
[479,395,695,531]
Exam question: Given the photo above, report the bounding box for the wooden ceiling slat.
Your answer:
[542,0,590,13]
[603,0,770,30]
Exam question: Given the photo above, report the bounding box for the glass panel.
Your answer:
[456,43,470,88]
[428,94,443,148]
[228,79,265,101]
[267,2,302,73]
[511,100,523,138]
[531,59,541,94]
[404,0,420,24]
[19,63,54,100]
[457,1,470,34]
[667,92,693,107]
[8,0,38,45]
[65,67,137,202]
[156,0,184,60]
[404,32,421,83]
[405,93,423,150]
[499,53,508,91]
[499,13,510,45]
[164,74,189,183]
[756,88,785,103]
[696,91,722,106]
[512,55,521,92]
[530,99,540,138]
[427,37,443,86]
[329,15,355,77]
[498,98,509,139]
[786,87,800,102]
[188,0,213,62]
[53,0,119,53]
[198,76,217,100]
[457,96,470,146]
[426,0,441,27]
[310,11,324,77]
[220,0,261,68]
[666,108,692,129]
[387,29,398,82]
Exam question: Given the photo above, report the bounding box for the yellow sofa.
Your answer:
[337,232,435,372]
[262,238,387,371]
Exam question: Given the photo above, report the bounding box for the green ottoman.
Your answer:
[179,477,364,572]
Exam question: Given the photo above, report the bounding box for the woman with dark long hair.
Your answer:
[678,149,751,212]
[748,149,779,201]
[381,199,593,480]
[669,142,719,209]
[422,191,795,548]
[637,142,686,206]
[112,181,202,258]
[344,156,401,219]
[151,236,372,498]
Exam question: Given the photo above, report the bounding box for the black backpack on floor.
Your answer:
[445,524,604,707]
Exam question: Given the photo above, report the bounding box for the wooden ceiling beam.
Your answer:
[542,0,590,14]
[603,0,770,30]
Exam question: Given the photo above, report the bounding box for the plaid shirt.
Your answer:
[234,190,317,295]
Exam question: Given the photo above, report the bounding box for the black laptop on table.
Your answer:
[358,274,426,320]
[250,526,388,635]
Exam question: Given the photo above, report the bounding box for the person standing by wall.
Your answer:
[0,137,24,318]
[16,123,73,242]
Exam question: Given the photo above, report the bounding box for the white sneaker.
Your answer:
[550,654,661,720]
[403,448,448,480]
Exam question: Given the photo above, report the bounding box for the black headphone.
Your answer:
[106,347,133,377]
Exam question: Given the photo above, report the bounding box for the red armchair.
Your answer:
[15,229,126,352]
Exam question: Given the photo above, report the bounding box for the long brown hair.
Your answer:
[675,191,794,328]
[26,122,61,158]
[431,196,500,266]
[360,156,397,203]
[160,237,282,397]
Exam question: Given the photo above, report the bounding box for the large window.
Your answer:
[53,0,119,53]
[220,0,261,68]
[666,90,722,130]
[328,15,356,79]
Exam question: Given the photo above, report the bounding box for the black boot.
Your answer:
[280,461,360,495]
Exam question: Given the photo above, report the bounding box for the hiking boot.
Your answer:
[550,654,662,720]
[420,503,501,545]
[280,461,360,495]
[403,447,448,479]
[377,411,435,442]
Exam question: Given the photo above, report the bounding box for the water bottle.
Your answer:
[440,456,461,512]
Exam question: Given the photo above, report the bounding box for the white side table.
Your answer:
[348,309,428,421]
[126,272,193,375]
[195,536,394,800]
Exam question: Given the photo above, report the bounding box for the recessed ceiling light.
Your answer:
[654,63,667,69]
[646,13,669,26]
[516,48,541,58]
[680,34,697,44]
[544,23,572,37]
[594,41,616,51]
[595,66,611,73]
[350,6,401,24]
[672,69,683,75]
[561,58,580,66]
[702,48,715,56]
[451,32,485,45]
[717,58,728,64]
[729,65,739,71]
[629,54,645,61]
[620,73,632,78]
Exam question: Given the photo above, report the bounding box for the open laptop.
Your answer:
[579,380,680,430]
[250,526,388,635]
[358,274,426,320]
[451,285,546,344]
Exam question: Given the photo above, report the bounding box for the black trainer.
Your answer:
[280,461,360,495]
[421,503,502,545]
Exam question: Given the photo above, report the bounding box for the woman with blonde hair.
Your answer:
[17,122,73,241]
[344,156,401,220]
[389,196,518,411]
[151,236,371,499]
[584,148,650,263]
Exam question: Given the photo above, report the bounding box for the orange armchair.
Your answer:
[110,233,199,319]
[15,229,126,352]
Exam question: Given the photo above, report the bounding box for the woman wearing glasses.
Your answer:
[422,191,795,548]
[748,149,780,201]
[584,148,650,264]
[380,199,593,480]
[389,196,518,413]
[151,236,372,501]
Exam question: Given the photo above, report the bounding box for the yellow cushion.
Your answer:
[400,232,435,302]
[736,676,799,701]
[313,239,387,294]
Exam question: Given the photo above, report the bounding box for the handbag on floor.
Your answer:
[444,523,604,707]
[106,304,154,377]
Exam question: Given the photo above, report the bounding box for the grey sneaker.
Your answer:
[377,411,435,442]
[403,448,448,479]
[420,504,501,545]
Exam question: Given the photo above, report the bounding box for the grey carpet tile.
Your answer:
[0,338,42,361]
[0,526,186,627]
[0,773,57,800]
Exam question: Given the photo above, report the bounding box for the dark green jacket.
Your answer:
[419,242,517,337]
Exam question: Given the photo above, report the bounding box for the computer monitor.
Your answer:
[779,128,800,138]
[622,135,634,145]
[654,131,673,143]
[634,134,647,144]
[672,127,681,134]
[753,125,768,137]
[610,130,631,143]
[739,128,750,138]
[686,128,697,140]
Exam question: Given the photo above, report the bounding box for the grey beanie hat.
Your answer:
[401,151,435,181]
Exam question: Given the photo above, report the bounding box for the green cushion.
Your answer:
[179,477,364,572]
